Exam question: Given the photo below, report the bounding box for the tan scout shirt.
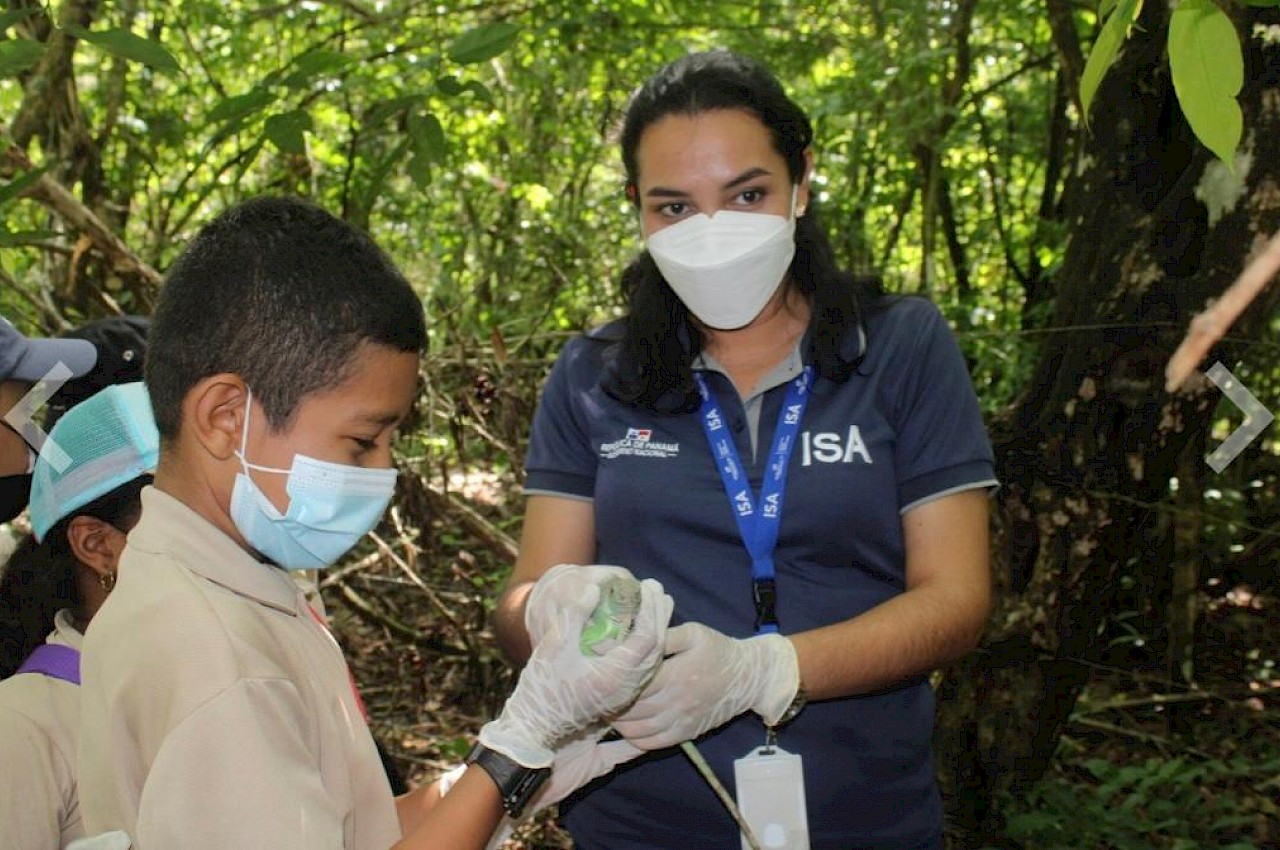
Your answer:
[0,610,86,849]
[78,487,401,849]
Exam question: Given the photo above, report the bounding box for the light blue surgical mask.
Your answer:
[229,389,397,570]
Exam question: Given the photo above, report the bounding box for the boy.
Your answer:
[77,197,669,849]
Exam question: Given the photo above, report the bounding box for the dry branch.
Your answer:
[4,145,164,291]
[1165,228,1280,391]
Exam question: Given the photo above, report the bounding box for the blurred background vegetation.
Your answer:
[1,0,1278,847]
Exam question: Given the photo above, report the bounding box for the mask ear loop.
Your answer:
[235,388,291,476]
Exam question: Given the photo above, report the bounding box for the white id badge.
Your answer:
[733,746,810,850]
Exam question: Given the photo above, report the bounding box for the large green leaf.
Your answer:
[406,112,445,190]
[0,39,43,77]
[1080,0,1144,123]
[1169,0,1243,168]
[447,21,519,65]
[65,25,181,75]
[263,109,313,155]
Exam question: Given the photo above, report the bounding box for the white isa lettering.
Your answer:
[800,426,873,465]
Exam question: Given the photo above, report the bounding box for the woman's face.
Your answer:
[633,108,811,239]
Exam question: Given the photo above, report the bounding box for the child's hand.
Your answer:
[478,578,672,768]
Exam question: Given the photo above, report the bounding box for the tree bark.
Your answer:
[935,4,1280,845]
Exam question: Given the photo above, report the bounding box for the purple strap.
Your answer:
[15,644,81,685]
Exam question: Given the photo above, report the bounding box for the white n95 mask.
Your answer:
[645,186,798,330]
[230,389,397,570]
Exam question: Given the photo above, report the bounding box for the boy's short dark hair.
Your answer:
[145,196,427,439]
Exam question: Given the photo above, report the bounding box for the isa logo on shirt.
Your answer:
[601,427,680,460]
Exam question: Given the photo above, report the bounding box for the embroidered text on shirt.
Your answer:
[600,428,681,460]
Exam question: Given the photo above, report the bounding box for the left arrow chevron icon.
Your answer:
[3,363,74,473]
[1204,362,1274,474]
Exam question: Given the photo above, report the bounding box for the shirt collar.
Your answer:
[50,608,85,650]
[128,486,301,615]
[693,343,805,404]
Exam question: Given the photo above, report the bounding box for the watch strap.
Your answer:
[466,741,551,819]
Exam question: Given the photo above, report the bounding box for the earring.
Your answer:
[99,571,116,592]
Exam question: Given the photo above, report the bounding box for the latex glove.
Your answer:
[481,725,645,850]
[66,834,131,850]
[525,563,638,648]
[611,621,799,750]
[479,577,672,767]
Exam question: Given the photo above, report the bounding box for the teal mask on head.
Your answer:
[229,389,397,570]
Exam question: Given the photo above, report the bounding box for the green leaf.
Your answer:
[1080,0,1144,123]
[1169,0,1243,168]
[435,75,465,96]
[0,39,44,77]
[406,112,445,191]
[0,228,58,247]
[263,109,313,154]
[365,94,422,127]
[281,49,349,89]
[463,80,493,105]
[0,8,40,34]
[447,21,519,65]
[1098,0,1119,18]
[209,87,277,125]
[0,165,48,206]
[65,25,180,75]
[407,112,446,163]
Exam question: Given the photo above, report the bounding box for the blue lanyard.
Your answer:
[695,366,814,634]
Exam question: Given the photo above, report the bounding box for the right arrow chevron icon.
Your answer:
[1204,362,1274,473]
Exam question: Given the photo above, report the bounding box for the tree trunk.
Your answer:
[934,5,1280,845]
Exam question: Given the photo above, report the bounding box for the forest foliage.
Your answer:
[2,1,1278,847]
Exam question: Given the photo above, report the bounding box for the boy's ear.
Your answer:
[66,515,127,578]
[186,374,248,461]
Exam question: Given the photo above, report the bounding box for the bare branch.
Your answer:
[6,145,163,291]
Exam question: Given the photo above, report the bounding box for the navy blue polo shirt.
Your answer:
[524,296,996,850]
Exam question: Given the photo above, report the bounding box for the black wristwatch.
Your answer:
[774,683,808,727]
[465,742,551,819]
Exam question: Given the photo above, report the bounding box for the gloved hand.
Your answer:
[611,622,799,750]
[66,833,131,850]
[525,563,638,647]
[479,576,672,768]
[481,725,645,850]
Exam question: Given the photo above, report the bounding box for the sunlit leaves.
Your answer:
[0,39,43,77]
[1169,0,1243,169]
[64,25,181,75]
[1080,0,1143,123]
[448,21,520,65]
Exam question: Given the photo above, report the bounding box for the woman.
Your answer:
[0,382,158,849]
[494,50,997,849]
